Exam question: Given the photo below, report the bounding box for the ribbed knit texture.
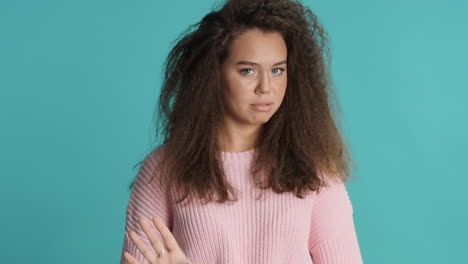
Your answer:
[120,144,363,264]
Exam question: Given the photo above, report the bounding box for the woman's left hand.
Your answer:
[123,216,197,264]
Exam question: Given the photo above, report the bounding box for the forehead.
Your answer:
[225,28,287,65]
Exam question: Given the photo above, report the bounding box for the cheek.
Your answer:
[232,89,251,108]
[281,75,287,88]
[228,81,251,103]
[280,79,287,95]
[224,87,248,111]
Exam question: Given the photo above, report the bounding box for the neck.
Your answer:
[218,123,262,153]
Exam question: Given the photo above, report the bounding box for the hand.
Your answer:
[123,216,198,264]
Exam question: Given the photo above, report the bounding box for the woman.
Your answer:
[120,0,363,263]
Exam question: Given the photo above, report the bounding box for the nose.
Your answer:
[255,71,271,95]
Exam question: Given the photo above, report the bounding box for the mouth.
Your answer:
[251,101,274,106]
[251,103,273,112]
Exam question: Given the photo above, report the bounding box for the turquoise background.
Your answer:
[1,0,466,263]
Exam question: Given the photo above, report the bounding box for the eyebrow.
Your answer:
[234,60,287,66]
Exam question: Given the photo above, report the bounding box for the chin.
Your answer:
[250,118,271,125]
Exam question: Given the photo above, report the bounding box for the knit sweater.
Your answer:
[119,144,363,264]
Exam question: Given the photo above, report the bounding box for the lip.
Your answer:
[252,101,274,105]
[251,102,273,112]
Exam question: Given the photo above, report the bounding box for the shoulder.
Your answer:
[131,143,169,190]
[147,143,168,162]
[140,144,168,171]
[313,169,353,213]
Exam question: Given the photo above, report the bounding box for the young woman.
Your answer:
[120,0,363,263]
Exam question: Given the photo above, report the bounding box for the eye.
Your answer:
[272,68,285,75]
[240,68,254,75]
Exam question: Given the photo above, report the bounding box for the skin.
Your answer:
[123,216,197,264]
[124,27,288,263]
[218,27,288,152]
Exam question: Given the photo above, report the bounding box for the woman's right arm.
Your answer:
[120,147,174,264]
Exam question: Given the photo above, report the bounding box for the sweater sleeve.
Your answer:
[308,177,363,264]
[120,147,173,264]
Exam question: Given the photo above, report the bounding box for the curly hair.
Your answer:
[131,0,357,206]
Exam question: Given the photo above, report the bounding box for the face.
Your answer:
[220,28,288,129]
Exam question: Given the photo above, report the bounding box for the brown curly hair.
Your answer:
[130,0,358,206]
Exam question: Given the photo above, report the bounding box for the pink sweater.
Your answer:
[120,145,363,264]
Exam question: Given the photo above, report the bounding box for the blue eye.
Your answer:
[240,68,254,75]
[240,68,285,75]
[272,68,285,74]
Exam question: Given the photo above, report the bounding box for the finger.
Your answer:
[128,230,158,263]
[138,216,166,255]
[123,251,142,264]
[152,216,180,251]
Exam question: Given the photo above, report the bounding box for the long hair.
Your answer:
[130,0,357,206]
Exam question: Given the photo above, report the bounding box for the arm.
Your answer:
[120,147,173,264]
[308,177,363,264]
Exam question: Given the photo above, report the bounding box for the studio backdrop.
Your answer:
[0,0,466,263]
